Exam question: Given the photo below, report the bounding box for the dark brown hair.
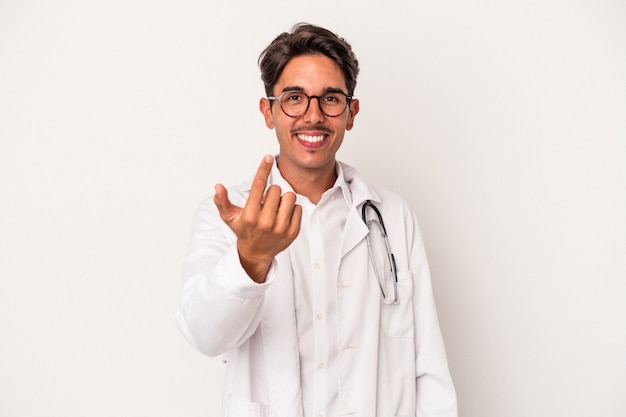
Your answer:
[258,23,360,96]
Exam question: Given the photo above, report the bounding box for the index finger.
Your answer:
[247,155,274,207]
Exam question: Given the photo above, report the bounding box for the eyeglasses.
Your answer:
[267,90,353,118]
[361,200,399,305]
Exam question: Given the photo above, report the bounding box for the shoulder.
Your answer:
[375,188,412,209]
[197,179,252,212]
[193,178,252,227]
[371,189,420,236]
[339,161,413,210]
[339,161,421,236]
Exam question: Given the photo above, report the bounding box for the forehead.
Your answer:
[275,54,347,93]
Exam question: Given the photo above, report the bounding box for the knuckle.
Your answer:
[241,209,258,225]
[287,227,300,241]
[265,185,282,199]
[253,178,267,189]
[256,217,274,232]
[281,191,296,205]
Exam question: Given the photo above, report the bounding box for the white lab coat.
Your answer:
[176,161,457,417]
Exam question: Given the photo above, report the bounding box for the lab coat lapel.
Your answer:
[338,161,380,259]
[340,206,369,259]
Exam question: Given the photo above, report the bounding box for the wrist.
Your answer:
[237,246,273,284]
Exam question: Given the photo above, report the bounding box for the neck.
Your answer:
[278,162,337,205]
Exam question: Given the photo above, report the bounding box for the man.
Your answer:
[176,23,457,417]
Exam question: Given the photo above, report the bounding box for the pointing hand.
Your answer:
[214,155,302,283]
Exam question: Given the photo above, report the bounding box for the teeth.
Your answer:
[297,134,325,143]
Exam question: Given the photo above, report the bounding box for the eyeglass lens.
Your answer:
[279,91,348,117]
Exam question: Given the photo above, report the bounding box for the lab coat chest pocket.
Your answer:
[380,269,414,338]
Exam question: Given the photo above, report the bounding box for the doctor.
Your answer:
[176,23,457,417]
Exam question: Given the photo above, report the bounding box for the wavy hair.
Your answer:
[258,23,360,96]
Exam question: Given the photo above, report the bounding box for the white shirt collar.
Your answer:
[268,157,354,208]
[258,155,380,209]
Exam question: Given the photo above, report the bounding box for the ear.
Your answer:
[259,98,275,129]
[345,98,359,131]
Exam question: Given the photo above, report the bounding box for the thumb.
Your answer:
[214,184,241,223]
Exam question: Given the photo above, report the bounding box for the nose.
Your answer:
[302,96,325,123]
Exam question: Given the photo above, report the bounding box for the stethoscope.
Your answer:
[361,200,399,305]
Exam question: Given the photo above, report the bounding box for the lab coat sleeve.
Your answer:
[175,196,276,357]
[408,209,458,417]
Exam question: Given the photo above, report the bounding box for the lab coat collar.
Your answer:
[337,161,381,208]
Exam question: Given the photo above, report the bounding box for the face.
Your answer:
[259,54,359,181]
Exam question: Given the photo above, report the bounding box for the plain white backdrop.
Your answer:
[1,1,625,416]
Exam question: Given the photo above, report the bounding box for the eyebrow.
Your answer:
[280,86,348,95]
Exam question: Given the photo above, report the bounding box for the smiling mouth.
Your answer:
[296,133,326,143]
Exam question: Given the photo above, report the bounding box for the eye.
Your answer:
[322,93,342,104]
[283,92,305,102]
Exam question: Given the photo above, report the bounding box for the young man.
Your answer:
[176,23,457,417]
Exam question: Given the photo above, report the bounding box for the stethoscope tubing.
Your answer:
[361,200,399,305]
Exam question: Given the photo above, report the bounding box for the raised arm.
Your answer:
[175,155,302,356]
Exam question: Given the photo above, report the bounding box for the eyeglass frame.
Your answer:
[361,200,399,305]
[267,89,354,118]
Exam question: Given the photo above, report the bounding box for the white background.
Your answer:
[1,1,625,416]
